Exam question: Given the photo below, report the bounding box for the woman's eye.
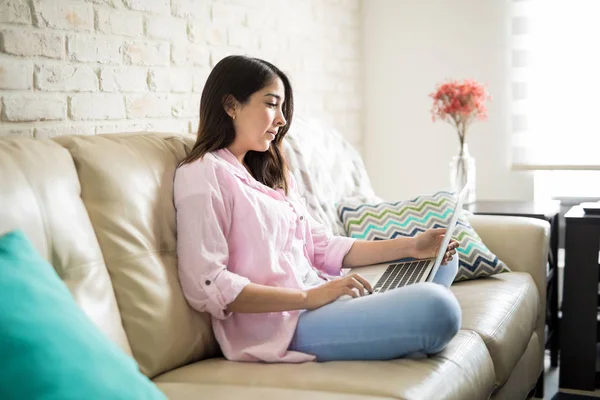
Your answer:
[266,103,277,108]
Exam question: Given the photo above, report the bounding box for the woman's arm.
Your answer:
[342,237,416,268]
[226,283,307,313]
[227,271,374,313]
[342,229,459,269]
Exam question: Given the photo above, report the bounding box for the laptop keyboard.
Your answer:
[372,260,430,293]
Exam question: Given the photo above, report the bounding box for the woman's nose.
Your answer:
[276,111,286,127]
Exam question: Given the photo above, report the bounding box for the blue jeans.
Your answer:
[289,257,461,361]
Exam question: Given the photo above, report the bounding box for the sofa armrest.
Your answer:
[467,214,550,310]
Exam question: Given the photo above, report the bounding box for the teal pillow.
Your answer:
[0,230,166,400]
[337,191,510,282]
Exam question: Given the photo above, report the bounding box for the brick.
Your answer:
[35,64,98,92]
[100,66,147,92]
[259,33,287,52]
[34,124,95,139]
[145,118,189,134]
[0,127,33,138]
[0,29,64,59]
[69,93,125,120]
[149,68,195,93]
[33,2,93,32]
[123,40,169,66]
[171,94,200,118]
[87,0,122,7]
[223,0,261,6]
[189,22,226,46]
[95,120,149,134]
[123,0,170,15]
[189,118,199,134]
[2,94,66,122]
[144,15,187,41]
[246,11,271,30]
[228,28,258,49]
[0,58,33,90]
[0,0,32,25]
[96,8,143,37]
[171,0,210,21]
[211,3,246,26]
[171,43,209,66]
[209,48,232,68]
[147,68,170,92]
[323,59,346,75]
[125,94,170,118]
[325,94,348,111]
[170,68,193,93]
[67,34,122,64]
[193,68,209,93]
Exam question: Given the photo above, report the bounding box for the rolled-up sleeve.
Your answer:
[307,212,356,276]
[174,161,250,320]
[288,173,356,276]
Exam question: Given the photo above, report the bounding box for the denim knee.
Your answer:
[420,283,462,353]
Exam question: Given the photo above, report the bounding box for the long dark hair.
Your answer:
[179,55,294,194]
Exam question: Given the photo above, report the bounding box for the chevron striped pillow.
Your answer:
[337,191,510,282]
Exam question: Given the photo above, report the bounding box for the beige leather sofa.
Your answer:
[0,132,549,400]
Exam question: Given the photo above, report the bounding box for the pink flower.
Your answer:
[430,79,491,142]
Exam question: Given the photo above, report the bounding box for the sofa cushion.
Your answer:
[283,117,382,236]
[450,272,539,386]
[154,330,495,400]
[0,137,131,355]
[0,230,165,400]
[53,133,218,378]
[337,191,511,281]
[490,332,543,400]
[157,383,393,400]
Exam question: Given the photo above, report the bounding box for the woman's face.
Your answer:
[228,77,287,159]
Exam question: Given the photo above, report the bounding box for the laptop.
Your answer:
[338,185,469,300]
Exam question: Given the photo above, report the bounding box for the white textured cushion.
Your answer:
[283,117,382,235]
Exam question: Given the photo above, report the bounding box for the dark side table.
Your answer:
[465,201,561,368]
[559,206,600,391]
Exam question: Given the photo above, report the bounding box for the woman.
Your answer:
[174,55,461,363]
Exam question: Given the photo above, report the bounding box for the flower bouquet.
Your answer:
[430,79,491,203]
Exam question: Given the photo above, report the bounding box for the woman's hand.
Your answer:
[304,273,373,310]
[412,228,459,265]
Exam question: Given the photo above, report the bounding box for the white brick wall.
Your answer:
[0,0,362,150]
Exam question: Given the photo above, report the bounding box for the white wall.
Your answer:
[363,0,534,201]
[0,0,363,150]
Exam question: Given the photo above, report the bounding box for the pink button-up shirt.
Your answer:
[174,148,356,363]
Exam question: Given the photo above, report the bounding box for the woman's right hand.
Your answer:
[303,273,373,310]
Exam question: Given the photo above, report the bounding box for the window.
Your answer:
[510,0,600,172]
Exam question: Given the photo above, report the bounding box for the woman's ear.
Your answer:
[222,94,239,119]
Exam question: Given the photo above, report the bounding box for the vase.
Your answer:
[449,142,476,204]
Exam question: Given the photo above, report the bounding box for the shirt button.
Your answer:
[299,216,304,221]
[205,280,211,286]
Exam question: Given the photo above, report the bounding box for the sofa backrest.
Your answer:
[283,117,381,235]
[52,133,218,378]
[0,138,133,357]
[0,120,377,378]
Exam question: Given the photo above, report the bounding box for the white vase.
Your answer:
[449,142,476,204]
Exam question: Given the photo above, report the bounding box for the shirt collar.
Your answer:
[214,148,252,180]
[213,148,285,198]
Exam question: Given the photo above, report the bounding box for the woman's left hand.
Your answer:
[412,228,459,265]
